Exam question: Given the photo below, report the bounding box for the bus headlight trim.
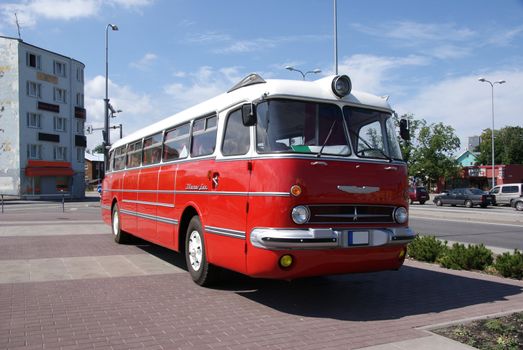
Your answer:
[394,206,408,224]
[331,75,352,97]
[291,205,310,224]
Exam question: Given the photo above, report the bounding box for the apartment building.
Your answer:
[0,36,86,199]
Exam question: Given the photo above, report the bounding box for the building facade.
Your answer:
[0,36,87,198]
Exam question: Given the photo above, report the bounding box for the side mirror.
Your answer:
[242,103,256,126]
[399,119,410,141]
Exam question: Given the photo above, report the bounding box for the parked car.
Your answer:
[409,186,429,204]
[510,197,523,211]
[433,188,495,208]
[489,183,523,206]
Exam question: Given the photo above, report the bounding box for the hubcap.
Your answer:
[112,210,119,236]
[517,202,523,211]
[188,230,203,271]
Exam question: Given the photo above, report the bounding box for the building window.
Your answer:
[26,52,41,69]
[27,144,42,160]
[54,116,67,132]
[76,147,84,162]
[76,67,84,82]
[76,120,84,133]
[54,87,67,103]
[27,81,42,98]
[54,61,67,77]
[76,93,84,107]
[27,113,42,129]
[54,146,67,160]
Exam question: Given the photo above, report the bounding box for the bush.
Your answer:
[407,235,447,262]
[438,243,493,271]
[494,250,523,279]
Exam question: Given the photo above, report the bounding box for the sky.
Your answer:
[1,0,522,153]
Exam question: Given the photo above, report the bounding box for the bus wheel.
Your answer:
[112,203,130,244]
[185,216,216,286]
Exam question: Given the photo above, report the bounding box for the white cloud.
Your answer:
[395,70,523,151]
[353,21,476,60]
[163,66,242,111]
[337,54,429,95]
[0,0,152,28]
[85,75,154,149]
[129,53,158,70]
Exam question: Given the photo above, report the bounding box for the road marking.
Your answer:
[412,216,523,228]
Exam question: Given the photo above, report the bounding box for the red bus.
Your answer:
[101,74,415,286]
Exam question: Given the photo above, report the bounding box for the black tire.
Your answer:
[480,204,487,208]
[436,199,442,206]
[516,201,523,211]
[420,201,426,205]
[185,216,217,286]
[465,200,473,208]
[112,203,130,244]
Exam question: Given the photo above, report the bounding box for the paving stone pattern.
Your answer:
[1,209,523,350]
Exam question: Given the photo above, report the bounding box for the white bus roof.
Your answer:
[110,74,392,150]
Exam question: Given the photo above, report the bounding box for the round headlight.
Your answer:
[331,75,352,97]
[394,207,408,224]
[291,205,310,224]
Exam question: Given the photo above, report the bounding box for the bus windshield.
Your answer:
[256,99,350,156]
[343,106,403,161]
[255,99,403,160]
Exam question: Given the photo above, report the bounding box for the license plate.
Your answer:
[348,231,369,246]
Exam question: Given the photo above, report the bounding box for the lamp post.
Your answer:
[104,23,118,171]
[285,66,321,80]
[478,77,506,187]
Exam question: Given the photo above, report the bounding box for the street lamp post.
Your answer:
[478,77,506,188]
[285,66,321,80]
[104,23,118,171]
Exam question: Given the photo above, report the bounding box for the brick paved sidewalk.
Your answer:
[1,212,522,349]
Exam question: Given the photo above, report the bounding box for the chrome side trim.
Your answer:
[119,209,179,225]
[104,188,290,197]
[205,226,246,239]
[122,199,175,208]
[250,227,415,250]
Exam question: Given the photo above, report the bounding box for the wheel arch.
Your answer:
[178,205,199,255]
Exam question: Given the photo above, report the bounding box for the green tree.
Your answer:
[93,144,105,154]
[477,126,523,165]
[394,114,461,186]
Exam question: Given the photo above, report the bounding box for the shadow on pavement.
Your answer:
[136,239,522,322]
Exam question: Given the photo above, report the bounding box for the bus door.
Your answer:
[161,123,191,249]
[121,140,142,233]
[136,133,163,242]
[205,109,251,274]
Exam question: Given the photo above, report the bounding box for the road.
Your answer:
[410,202,523,251]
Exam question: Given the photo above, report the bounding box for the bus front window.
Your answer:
[256,99,350,156]
[343,106,403,161]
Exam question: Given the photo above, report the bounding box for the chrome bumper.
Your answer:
[250,227,415,250]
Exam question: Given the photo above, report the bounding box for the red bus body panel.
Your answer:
[102,156,409,279]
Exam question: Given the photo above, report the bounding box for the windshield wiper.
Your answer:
[348,129,393,162]
[317,120,337,158]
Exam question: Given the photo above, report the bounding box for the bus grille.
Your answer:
[307,205,395,224]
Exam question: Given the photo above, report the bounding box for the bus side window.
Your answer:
[127,140,142,168]
[143,132,162,166]
[164,123,190,161]
[191,115,217,157]
[222,109,250,156]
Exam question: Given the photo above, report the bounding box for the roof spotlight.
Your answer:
[332,75,352,98]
